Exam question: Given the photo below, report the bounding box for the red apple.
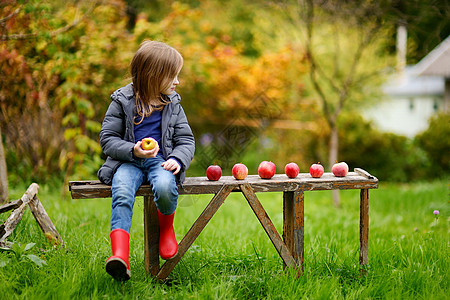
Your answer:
[206,165,222,181]
[332,161,349,177]
[232,163,248,180]
[310,163,324,178]
[258,161,276,179]
[141,137,157,150]
[285,162,299,178]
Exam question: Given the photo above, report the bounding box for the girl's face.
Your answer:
[161,75,180,95]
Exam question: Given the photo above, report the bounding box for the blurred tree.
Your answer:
[274,0,394,205]
[271,0,448,201]
[0,0,96,42]
[0,0,132,185]
[387,0,450,64]
[133,2,311,170]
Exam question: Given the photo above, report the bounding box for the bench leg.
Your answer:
[359,189,369,274]
[283,190,304,273]
[240,184,296,269]
[144,195,160,277]
[156,184,234,281]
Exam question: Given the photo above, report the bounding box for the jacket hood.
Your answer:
[111,83,181,106]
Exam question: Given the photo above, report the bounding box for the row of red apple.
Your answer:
[206,161,349,181]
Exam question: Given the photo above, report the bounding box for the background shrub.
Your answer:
[336,113,430,182]
[415,112,450,177]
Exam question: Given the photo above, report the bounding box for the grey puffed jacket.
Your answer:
[97,83,195,185]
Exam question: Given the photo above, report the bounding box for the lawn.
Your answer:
[0,180,448,299]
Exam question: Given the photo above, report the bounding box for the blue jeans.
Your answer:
[110,156,178,232]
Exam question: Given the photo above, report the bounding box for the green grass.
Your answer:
[0,180,448,299]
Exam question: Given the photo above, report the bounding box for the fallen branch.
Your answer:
[0,183,38,244]
[0,198,22,214]
[0,183,63,247]
[28,195,63,246]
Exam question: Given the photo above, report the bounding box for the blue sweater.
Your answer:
[134,110,162,145]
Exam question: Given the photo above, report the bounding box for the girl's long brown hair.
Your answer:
[131,40,183,125]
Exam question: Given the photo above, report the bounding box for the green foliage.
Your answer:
[1,0,132,183]
[0,242,47,268]
[415,112,450,176]
[388,0,450,64]
[336,113,430,182]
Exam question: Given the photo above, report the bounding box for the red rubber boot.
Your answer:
[105,229,131,281]
[158,210,178,260]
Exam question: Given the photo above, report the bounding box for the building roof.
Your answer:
[414,35,450,77]
[383,66,444,97]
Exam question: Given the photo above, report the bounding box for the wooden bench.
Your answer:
[69,168,377,280]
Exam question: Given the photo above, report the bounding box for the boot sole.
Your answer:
[160,250,178,260]
[106,257,131,281]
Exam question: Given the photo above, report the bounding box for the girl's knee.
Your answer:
[153,178,178,199]
[112,184,136,202]
[153,171,176,191]
[153,173,178,213]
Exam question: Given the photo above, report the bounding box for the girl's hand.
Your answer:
[133,141,160,158]
[161,159,181,175]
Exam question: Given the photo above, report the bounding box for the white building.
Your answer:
[364,35,449,138]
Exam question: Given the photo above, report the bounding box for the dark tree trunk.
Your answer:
[328,124,340,206]
[0,127,8,204]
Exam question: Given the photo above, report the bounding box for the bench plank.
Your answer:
[69,170,378,199]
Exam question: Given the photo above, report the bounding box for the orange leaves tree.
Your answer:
[0,0,133,183]
[1,0,311,182]
[134,2,311,170]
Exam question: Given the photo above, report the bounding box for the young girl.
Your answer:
[97,40,195,281]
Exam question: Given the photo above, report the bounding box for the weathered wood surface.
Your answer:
[0,198,22,214]
[69,169,378,199]
[143,195,160,276]
[240,183,296,268]
[294,191,305,271]
[354,168,376,180]
[0,183,63,247]
[0,183,39,244]
[283,190,304,272]
[28,195,63,246]
[360,189,369,271]
[283,192,294,269]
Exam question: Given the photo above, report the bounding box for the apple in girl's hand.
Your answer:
[232,163,248,180]
[258,161,276,179]
[285,162,299,178]
[309,163,324,178]
[332,162,349,177]
[141,137,157,150]
[206,165,222,181]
